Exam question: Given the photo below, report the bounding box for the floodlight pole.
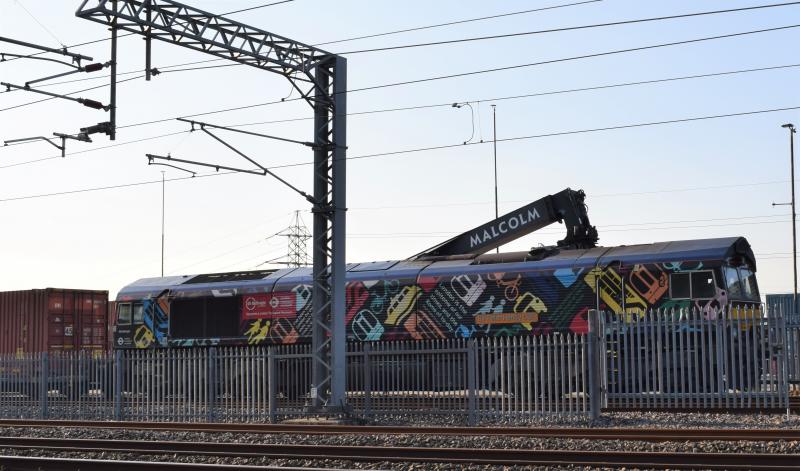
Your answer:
[77,0,348,412]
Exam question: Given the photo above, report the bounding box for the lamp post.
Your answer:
[774,123,797,313]
[161,170,165,277]
[785,123,797,312]
[491,104,499,254]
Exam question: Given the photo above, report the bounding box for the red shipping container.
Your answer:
[0,288,109,354]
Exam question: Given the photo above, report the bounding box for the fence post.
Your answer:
[467,339,476,425]
[113,349,123,421]
[587,309,602,421]
[363,344,372,418]
[39,353,48,419]
[268,347,276,423]
[776,307,791,418]
[207,347,217,423]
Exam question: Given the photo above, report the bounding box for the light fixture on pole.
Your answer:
[451,102,475,145]
[773,123,797,313]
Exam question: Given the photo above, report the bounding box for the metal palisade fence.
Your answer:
[602,306,789,410]
[0,305,790,423]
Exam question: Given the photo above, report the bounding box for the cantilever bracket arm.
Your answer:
[0,35,92,64]
[26,61,109,87]
[1,82,108,110]
[0,53,82,70]
[4,131,90,158]
[147,160,196,176]
[3,136,64,156]
[177,118,313,147]
[146,152,315,204]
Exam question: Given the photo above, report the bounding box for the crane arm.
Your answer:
[412,188,598,260]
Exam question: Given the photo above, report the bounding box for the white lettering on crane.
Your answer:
[469,207,541,248]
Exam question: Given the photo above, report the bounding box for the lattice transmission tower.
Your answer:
[283,211,311,268]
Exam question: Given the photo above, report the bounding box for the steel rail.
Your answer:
[0,455,343,470]
[0,420,799,441]
[0,436,797,469]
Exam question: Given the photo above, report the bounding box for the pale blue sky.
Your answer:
[0,0,798,298]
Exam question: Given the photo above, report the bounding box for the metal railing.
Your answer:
[601,306,789,410]
[0,305,790,423]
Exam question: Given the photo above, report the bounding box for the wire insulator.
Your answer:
[83,63,105,72]
[79,98,105,110]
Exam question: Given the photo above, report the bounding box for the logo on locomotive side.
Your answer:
[245,296,257,311]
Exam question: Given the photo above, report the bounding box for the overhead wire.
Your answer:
[4,7,798,125]
[0,100,800,203]
[224,0,296,16]
[7,2,792,103]
[0,0,300,64]
[347,214,791,237]
[14,1,66,48]
[0,130,189,169]
[0,74,143,113]
[120,27,800,129]
[338,1,800,54]
[220,63,800,130]
[315,0,602,46]
[348,220,790,239]
[2,102,799,175]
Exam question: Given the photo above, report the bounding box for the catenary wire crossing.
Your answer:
[2,61,798,163]
[3,16,799,118]
[0,1,305,64]
[16,0,791,89]
[1,103,798,178]
[0,0,601,65]
[337,1,800,54]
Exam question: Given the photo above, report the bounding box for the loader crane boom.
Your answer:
[413,188,598,260]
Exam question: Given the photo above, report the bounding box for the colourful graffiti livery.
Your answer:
[113,237,760,349]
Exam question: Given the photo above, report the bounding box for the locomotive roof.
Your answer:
[117,236,754,299]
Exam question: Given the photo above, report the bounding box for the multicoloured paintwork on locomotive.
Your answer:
[113,237,759,349]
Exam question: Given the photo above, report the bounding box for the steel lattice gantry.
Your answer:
[75,0,347,410]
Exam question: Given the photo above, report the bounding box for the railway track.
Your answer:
[0,436,797,469]
[0,419,799,441]
[0,456,337,470]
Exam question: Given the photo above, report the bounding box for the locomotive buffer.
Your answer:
[414,188,599,259]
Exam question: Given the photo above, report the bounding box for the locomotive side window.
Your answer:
[205,297,239,338]
[670,271,716,299]
[117,303,132,325]
[170,298,204,339]
[133,303,144,324]
[670,273,690,299]
[170,297,239,339]
[691,271,716,299]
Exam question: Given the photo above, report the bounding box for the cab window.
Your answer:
[724,266,742,298]
[739,267,759,301]
[118,303,132,325]
[133,303,144,323]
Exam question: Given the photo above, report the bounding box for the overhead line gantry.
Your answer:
[75,0,348,412]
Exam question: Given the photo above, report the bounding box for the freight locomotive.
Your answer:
[112,189,760,350]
